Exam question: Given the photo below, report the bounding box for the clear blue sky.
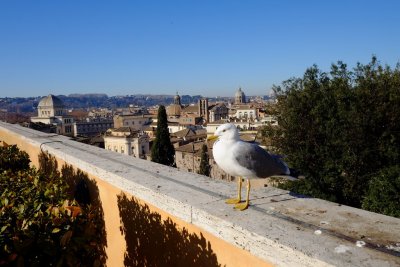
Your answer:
[1,0,399,98]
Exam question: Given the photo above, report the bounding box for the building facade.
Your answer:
[175,141,235,181]
[104,127,150,159]
[73,118,114,137]
[208,103,228,122]
[30,94,74,136]
[113,114,152,131]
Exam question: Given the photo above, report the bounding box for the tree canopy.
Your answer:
[151,105,175,167]
[264,57,400,217]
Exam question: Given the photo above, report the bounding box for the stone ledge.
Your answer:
[1,122,400,266]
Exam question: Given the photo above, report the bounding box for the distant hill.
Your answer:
[68,93,109,98]
[0,94,205,112]
[0,93,269,114]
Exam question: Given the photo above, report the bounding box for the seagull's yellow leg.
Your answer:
[225,178,242,204]
[234,179,250,211]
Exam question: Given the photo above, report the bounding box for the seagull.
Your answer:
[208,123,290,210]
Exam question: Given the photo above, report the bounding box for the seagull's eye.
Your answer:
[222,129,226,132]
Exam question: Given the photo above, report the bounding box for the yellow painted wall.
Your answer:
[0,127,273,267]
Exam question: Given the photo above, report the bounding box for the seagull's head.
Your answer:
[208,123,240,142]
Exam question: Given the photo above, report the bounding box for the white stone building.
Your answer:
[230,105,258,120]
[30,94,74,136]
[104,127,150,159]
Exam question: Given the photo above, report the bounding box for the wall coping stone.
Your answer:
[1,122,400,266]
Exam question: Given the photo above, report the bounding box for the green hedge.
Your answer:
[0,146,106,266]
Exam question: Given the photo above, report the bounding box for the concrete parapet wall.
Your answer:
[1,122,399,266]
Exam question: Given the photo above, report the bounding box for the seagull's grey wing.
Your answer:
[234,142,288,178]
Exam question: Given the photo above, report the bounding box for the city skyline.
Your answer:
[1,0,399,98]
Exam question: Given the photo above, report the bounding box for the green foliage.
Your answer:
[151,105,175,166]
[0,145,30,173]
[0,149,106,266]
[265,57,400,214]
[198,144,211,176]
[362,166,400,218]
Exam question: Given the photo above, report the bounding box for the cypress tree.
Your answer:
[198,144,211,176]
[151,105,175,166]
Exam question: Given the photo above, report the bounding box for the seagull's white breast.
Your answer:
[213,140,256,178]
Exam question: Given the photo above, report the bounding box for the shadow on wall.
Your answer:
[61,163,108,266]
[117,193,223,267]
[39,151,108,266]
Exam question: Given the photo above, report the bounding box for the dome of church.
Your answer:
[38,94,64,108]
[166,104,182,116]
[235,88,246,104]
[235,88,244,98]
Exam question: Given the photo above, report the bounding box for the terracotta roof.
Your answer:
[210,103,227,111]
[113,126,132,132]
[173,128,194,138]
[195,128,207,135]
[175,141,207,155]
[181,105,198,113]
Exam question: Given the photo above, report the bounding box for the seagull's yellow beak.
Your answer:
[207,135,218,141]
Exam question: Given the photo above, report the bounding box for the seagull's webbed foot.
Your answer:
[225,198,241,204]
[226,178,242,204]
[234,202,249,211]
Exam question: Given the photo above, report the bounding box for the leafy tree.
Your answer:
[264,57,400,215]
[198,144,211,176]
[362,166,400,218]
[151,105,175,166]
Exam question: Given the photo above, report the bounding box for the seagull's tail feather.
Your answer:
[281,160,290,176]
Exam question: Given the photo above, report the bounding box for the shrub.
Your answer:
[0,148,105,266]
[362,166,400,218]
[0,145,30,173]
